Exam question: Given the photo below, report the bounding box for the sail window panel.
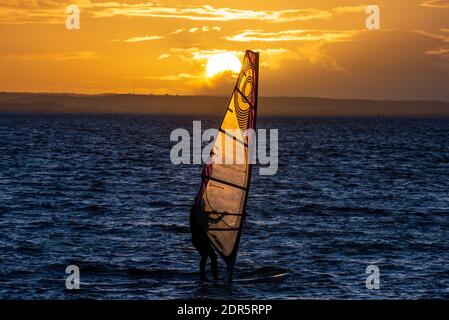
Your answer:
[202,180,246,214]
[208,229,239,257]
[210,131,248,187]
[211,164,249,189]
[207,212,241,230]
[213,130,247,165]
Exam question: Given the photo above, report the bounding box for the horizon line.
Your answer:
[1,91,448,103]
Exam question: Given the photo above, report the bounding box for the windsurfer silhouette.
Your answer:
[190,200,218,281]
[188,51,258,283]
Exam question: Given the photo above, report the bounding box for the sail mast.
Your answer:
[227,51,259,270]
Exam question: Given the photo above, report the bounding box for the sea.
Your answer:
[0,113,448,299]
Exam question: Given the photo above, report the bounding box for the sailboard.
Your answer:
[193,50,259,278]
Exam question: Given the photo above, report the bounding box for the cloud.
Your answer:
[0,2,376,25]
[174,25,221,34]
[192,71,237,95]
[124,35,165,42]
[332,5,369,14]
[136,70,236,95]
[426,47,449,56]
[158,54,170,60]
[166,46,329,72]
[91,4,332,23]
[0,0,56,7]
[143,49,244,94]
[171,28,185,34]
[415,28,449,59]
[414,28,449,42]
[0,0,91,24]
[0,6,62,24]
[122,25,220,42]
[200,26,220,32]
[224,48,299,70]
[421,0,449,8]
[168,47,242,63]
[225,29,360,42]
[2,50,99,60]
[143,73,201,81]
[257,30,449,100]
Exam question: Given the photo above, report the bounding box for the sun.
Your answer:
[206,53,242,78]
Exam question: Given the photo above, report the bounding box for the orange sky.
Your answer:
[0,0,448,100]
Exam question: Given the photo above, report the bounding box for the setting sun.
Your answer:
[206,53,242,78]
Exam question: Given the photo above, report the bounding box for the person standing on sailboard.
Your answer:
[190,198,218,281]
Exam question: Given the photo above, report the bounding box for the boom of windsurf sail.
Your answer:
[194,50,259,268]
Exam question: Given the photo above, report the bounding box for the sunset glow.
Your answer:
[206,53,242,78]
[0,1,448,100]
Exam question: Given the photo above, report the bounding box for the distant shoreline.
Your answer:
[1,92,449,116]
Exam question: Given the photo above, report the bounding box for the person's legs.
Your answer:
[192,235,208,281]
[227,258,235,282]
[193,232,219,281]
[210,250,218,280]
[200,255,208,281]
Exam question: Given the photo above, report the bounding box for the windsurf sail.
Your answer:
[194,50,259,272]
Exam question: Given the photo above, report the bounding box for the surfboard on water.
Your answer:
[169,273,289,286]
[232,272,289,283]
[193,50,259,279]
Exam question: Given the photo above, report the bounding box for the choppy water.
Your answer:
[0,113,448,299]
